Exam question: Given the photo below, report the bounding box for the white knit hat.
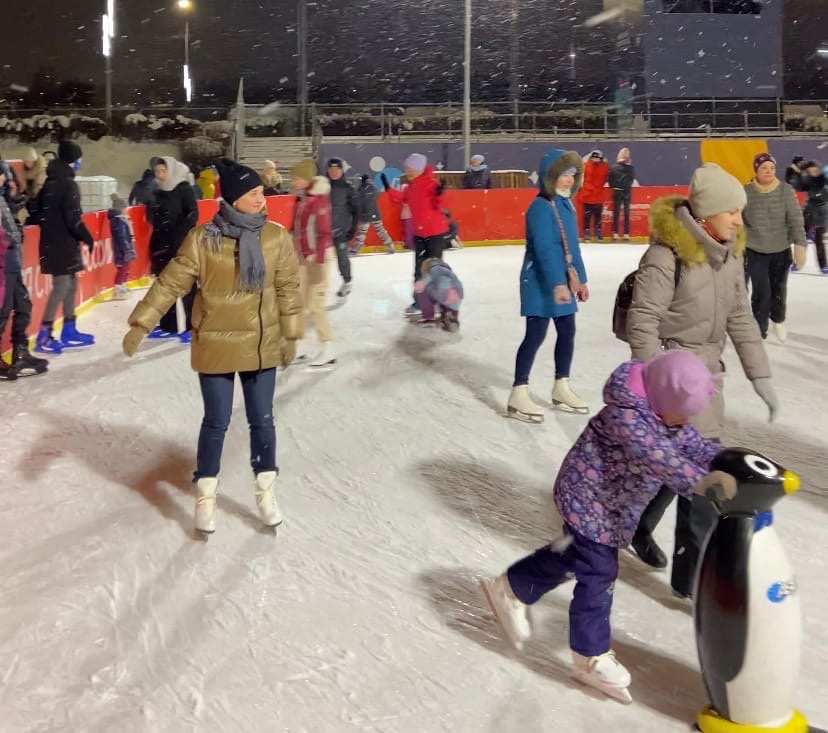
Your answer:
[688,163,747,219]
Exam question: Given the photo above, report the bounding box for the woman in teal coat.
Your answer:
[507,149,590,423]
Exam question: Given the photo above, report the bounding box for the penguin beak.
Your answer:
[782,470,800,495]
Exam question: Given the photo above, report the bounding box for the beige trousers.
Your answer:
[298,251,332,343]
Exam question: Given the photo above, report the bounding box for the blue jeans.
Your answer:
[195,368,277,480]
[507,528,618,657]
[513,314,576,386]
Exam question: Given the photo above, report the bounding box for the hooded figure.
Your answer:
[581,149,610,240]
[462,154,492,190]
[130,169,158,207]
[627,163,776,598]
[148,155,199,335]
[507,150,590,423]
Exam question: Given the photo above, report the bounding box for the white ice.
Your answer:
[2,245,827,732]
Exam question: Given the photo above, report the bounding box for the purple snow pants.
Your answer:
[506,526,618,658]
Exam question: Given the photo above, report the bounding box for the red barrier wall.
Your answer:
[3,187,693,353]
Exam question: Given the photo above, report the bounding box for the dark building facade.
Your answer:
[642,0,782,97]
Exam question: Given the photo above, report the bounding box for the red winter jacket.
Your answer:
[385,167,448,238]
[293,177,333,264]
[580,159,610,205]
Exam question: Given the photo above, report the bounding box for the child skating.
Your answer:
[481,350,737,703]
[107,194,136,300]
[413,257,462,332]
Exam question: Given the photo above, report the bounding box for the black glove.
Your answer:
[380,173,390,190]
[435,181,445,196]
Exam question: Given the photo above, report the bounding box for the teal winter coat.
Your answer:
[519,150,587,319]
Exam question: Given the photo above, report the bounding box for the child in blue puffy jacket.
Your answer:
[108,194,136,300]
[413,257,462,332]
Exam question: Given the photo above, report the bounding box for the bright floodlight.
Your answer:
[107,0,115,35]
[102,15,111,56]
[818,47,828,58]
[177,0,193,9]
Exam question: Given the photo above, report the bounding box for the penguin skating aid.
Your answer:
[693,448,825,733]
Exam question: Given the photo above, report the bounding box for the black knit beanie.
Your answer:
[58,140,83,165]
[214,158,263,205]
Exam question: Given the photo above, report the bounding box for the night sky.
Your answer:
[2,0,827,104]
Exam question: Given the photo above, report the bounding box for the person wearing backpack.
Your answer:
[624,163,777,599]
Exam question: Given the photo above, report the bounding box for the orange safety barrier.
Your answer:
[13,184,768,354]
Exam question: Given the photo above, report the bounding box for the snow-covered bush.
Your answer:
[181,135,227,173]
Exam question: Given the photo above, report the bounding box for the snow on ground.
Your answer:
[1,245,826,733]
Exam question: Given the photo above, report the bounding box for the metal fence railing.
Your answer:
[3,99,828,141]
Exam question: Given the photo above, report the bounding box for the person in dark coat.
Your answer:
[32,140,95,353]
[784,155,804,192]
[350,174,394,254]
[800,160,828,272]
[326,158,359,298]
[148,155,199,338]
[0,187,48,379]
[130,169,158,207]
[462,154,492,190]
[608,148,635,241]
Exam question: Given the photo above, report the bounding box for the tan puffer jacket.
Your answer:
[627,196,770,438]
[129,220,303,374]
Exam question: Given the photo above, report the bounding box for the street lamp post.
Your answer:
[177,0,194,103]
[297,0,308,137]
[102,0,115,124]
[463,0,471,165]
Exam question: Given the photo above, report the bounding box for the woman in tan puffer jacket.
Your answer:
[123,159,303,536]
[626,163,777,598]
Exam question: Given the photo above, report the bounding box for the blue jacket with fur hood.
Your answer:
[519,150,587,319]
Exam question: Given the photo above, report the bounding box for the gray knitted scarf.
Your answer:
[212,201,266,292]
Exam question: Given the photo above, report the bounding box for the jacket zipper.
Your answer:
[257,290,264,372]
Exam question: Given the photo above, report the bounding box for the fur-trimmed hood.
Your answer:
[308,175,331,196]
[539,149,583,198]
[648,195,746,267]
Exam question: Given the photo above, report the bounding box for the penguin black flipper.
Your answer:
[695,514,753,720]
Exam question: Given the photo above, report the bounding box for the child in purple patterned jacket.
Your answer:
[481,350,738,702]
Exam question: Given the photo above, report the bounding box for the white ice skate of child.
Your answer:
[571,650,633,704]
[479,573,532,651]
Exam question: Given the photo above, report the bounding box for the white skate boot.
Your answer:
[551,378,589,415]
[572,650,632,704]
[506,385,544,424]
[308,343,337,370]
[195,477,219,534]
[479,573,532,651]
[772,321,787,343]
[254,470,283,528]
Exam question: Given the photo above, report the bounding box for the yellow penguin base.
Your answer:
[697,706,810,733]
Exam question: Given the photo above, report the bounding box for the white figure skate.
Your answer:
[572,650,633,704]
[506,385,544,424]
[254,471,283,529]
[195,477,219,535]
[551,378,589,415]
[479,573,532,651]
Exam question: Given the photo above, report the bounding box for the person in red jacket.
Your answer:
[290,158,336,369]
[581,150,610,242]
[381,154,449,315]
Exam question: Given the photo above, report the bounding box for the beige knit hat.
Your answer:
[688,163,747,219]
[290,158,317,182]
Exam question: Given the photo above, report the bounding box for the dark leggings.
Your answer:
[513,314,575,386]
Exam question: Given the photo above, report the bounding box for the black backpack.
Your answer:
[613,255,682,342]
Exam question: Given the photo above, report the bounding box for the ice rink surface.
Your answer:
[2,244,826,732]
